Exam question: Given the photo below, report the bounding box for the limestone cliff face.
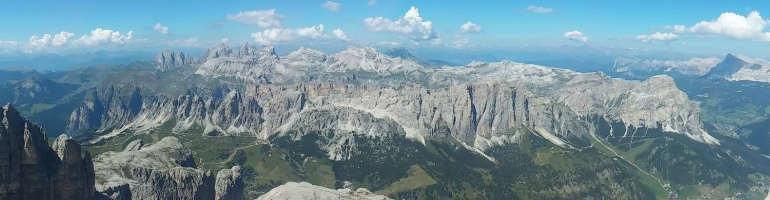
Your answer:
[66,87,144,140]
[66,45,718,160]
[215,166,244,200]
[0,104,95,200]
[53,135,96,200]
[155,50,198,71]
[93,137,243,200]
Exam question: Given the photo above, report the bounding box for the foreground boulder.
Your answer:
[0,104,95,200]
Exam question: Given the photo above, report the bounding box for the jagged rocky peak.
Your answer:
[234,43,258,57]
[155,50,197,71]
[286,46,326,60]
[204,42,276,59]
[385,46,417,60]
[707,53,749,78]
[0,104,96,200]
[257,182,391,200]
[257,45,278,61]
[282,47,327,69]
[326,46,423,74]
[707,53,770,83]
[336,46,383,59]
[194,44,281,83]
[202,42,234,60]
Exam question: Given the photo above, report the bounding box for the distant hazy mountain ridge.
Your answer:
[708,54,770,83]
[613,57,721,76]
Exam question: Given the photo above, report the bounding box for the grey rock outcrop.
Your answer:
[0,104,95,200]
[201,43,233,60]
[257,182,391,200]
[123,139,144,152]
[66,87,144,140]
[93,137,243,200]
[53,135,96,200]
[215,166,244,200]
[155,50,197,71]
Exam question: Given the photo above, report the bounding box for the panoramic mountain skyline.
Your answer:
[4,1,770,199]
[2,0,770,60]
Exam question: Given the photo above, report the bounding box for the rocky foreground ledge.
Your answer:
[0,104,95,200]
[1,103,249,200]
[93,137,244,200]
[257,182,391,200]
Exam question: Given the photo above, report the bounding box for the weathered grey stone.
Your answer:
[94,136,244,200]
[215,166,244,200]
[155,50,198,71]
[123,139,144,152]
[257,182,391,200]
[0,104,95,200]
[53,135,96,200]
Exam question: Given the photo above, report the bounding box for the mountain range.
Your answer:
[1,44,770,199]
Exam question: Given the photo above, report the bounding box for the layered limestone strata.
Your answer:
[66,45,718,161]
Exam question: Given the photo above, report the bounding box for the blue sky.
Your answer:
[2,0,770,59]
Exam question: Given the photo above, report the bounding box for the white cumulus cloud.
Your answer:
[527,5,554,14]
[368,0,377,6]
[29,31,75,48]
[665,25,687,34]
[252,29,295,45]
[688,11,770,41]
[75,28,134,45]
[296,25,326,38]
[449,38,472,49]
[333,29,349,40]
[251,24,347,45]
[0,41,21,53]
[636,32,679,43]
[363,6,439,41]
[563,30,588,42]
[227,9,283,28]
[153,23,169,34]
[29,34,52,48]
[458,21,481,34]
[52,31,74,46]
[322,1,341,11]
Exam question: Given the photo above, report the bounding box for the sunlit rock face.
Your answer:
[93,137,244,200]
[257,182,391,200]
[67,45,718,161]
